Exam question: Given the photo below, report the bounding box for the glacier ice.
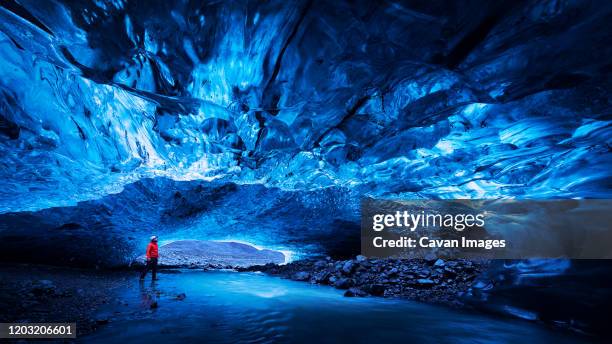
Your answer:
[1,1,611,334]
[0,0,609,215]
[0,0,610,262]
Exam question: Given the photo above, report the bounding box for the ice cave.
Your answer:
[0,0,610,342]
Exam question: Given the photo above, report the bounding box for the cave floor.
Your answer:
[0,264,133,336]
[0,265,592,343]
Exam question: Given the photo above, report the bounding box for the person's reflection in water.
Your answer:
[139,279,159,310]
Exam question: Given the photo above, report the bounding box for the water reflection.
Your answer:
[139,280,159,310]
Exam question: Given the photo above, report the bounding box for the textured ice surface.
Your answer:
[0,0,610,215]
[0,0,611,268]
[0,178,359,266]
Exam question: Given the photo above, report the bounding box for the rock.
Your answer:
[175,293,186,300]
[356,255,367,262]
[314,260,327,269]
[344,287,368,297]
[444,267,457,276]
[342,261,355,274]
[434,259,445,267]
[245,257,485,307]
[292,271,311,281]
[417,267,431,278]
[356,272,373,284]
[365,284,386,296]
[313,271,331,284]
[416,279,435,288]
[424,253,437,264]
[472,280,493,291]
[359,260,371,269]
[334,278,353,289]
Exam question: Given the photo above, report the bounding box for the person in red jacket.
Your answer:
[140,236,159,280]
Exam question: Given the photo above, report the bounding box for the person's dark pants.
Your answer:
[140,258,158,280]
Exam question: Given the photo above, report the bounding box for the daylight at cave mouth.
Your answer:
[0,0,611,343]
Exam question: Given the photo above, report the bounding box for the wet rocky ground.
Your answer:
[240,256,488,307]
[0,264,132,336]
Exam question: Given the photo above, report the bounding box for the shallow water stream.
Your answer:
[81,270,591,343]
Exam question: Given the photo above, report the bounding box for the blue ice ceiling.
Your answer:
[0,0,611,262]
[0,0,609,213]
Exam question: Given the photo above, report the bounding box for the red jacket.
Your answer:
[146,242,159,259]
